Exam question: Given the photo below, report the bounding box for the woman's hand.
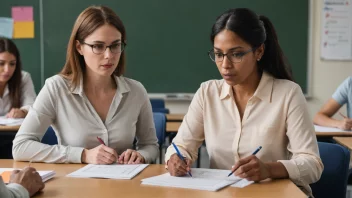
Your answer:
[167,153,192,177]
[81,145,118,164]
[6,108,27,118]
[336,117,352,130]
[231,155,271,181]
[118,149,145,164]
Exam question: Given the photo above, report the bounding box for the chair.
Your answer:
[152,108,170,114]
[41,126,58,145]
[150,99,170,114]
[150,99,165,109]
[310,142,350,198]
[153,112,166,163]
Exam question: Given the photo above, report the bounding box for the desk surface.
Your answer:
[166,114,185,121]
[333,137,352,150]
[0,125,20,132]
[0,160,305,198]
[315,131,352,137]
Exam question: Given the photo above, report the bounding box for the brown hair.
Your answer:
[60,6,127,89]
[0,37,22,108]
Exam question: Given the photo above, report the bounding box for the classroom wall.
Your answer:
[165,0,352,119]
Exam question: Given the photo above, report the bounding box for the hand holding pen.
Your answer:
[228,146,270,181]
[80,137,118,164]
[167,143,193,177]
[338,112,352,130]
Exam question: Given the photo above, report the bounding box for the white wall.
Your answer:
[165,0,352,118]
[307,0,352,118]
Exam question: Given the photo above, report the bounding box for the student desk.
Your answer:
[333,137,352,150]
[0,160,306,198]
[166,114,184,122]
[315,131,352,137]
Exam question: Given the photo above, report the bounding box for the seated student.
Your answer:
[165,8,323,196]
[0,38,36,118]
[12,6,159,164]
[314,77,352,130]
[0,167,45,198]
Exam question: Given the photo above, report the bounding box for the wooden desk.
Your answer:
[0,125,20,132]
[0,160,306,198]
[333,137,352,150]
[166,122,181,132]
[316,131,352,137]
[166,114,184,122]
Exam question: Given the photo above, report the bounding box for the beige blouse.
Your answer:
[165,72,323,196]
[13,75,159,164]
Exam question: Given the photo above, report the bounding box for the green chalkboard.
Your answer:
[1,0,309,94]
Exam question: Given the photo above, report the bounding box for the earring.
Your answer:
[257,58,261,61]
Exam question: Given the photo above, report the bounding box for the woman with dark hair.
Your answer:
[165,8,322,196]
[12,6,159,165]
[0,37,36,118]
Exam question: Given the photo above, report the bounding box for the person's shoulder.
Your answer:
[345,76,352,87]
[44,75,70,91]
[273,78,300,90]
[199,79,225,91]
[120,76,147,92]
[21,71,33,81]
[271,77,303,98]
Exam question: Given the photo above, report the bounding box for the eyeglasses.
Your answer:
[81,41,126,55]
[208,47,257,63]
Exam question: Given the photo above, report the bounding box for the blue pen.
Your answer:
[172,142,193,177]
[227,146,262,177]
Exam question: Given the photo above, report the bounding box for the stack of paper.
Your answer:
[67,164,149,179]
[0,116,24,126]
[0,168,55,183]
[141,168,254,191]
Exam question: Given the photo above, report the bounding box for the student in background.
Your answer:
[165,8,323,196]
[0,38,36,118]
[12,6,159,165]
[314,77,352,130]
[0,167,45,198]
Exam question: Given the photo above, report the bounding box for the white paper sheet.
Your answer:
[0,116,24,126]
[314,125,351,132]
[67,164,149,180]
[141,168,253,191]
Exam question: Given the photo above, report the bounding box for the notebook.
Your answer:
[0,168,55,183]
[141,168,253,191]
[67,164,149,180]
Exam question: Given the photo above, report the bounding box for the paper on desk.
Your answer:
[141,168,253,191]
[67,164,148,180]
[0,168,55,183]
[314,125,351,132]
[0,116,24,126]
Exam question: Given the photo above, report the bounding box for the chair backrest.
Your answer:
[152,108,170,114]
[150,99,165,109]
[310,142,350,198]
[152,112,166,147]
[41,126,58,145]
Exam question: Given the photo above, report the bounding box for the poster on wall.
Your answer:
[321,0,352,60]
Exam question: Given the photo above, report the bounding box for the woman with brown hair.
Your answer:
[0,37,36,118]
[12,6,159,164]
